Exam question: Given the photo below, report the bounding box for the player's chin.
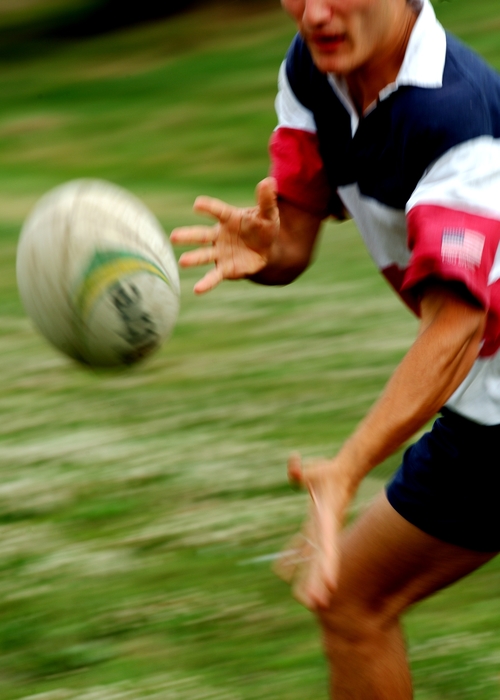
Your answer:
[308,46,359,76]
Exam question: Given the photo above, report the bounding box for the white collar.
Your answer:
[382,0,446,95]
[328,0,446,135]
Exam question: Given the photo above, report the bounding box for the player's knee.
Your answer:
[317,595,392,654]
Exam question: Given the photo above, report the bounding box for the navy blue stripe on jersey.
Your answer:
[285,33,500,210]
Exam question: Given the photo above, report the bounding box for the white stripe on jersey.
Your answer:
[446,354,500,425]
[274,62,317,133]
[337,184,411,269]
[407,136,500,220]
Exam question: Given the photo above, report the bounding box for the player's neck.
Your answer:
[345,6,417,116]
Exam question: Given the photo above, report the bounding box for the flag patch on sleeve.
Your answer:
[441,228,485,269]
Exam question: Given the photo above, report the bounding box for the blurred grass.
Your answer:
[0,1,499,698]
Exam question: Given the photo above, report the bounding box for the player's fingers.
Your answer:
[170,225,217,245]
[291,529,325,608]
[313,540,339,607]
[292,528,337,610]
[193,267,224,295]
[287,451,304,487]
[296,558,336,610]
[178,247,217,268]
[307,488,340,607]
[273,554,296,584]
[273,532,314,584]
[256,177,279,222]
[292,558,321,609]
[194,195,236,224]
[273,534,303,583]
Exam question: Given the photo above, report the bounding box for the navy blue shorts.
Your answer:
[386,408,500,552]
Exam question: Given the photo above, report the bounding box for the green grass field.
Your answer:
[0,1,500,698]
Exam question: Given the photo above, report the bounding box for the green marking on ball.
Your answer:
[75,250,170,321]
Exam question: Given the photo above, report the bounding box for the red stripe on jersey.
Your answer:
[404,204,500,356]
[403,204,500,307]
[269,127,331,217]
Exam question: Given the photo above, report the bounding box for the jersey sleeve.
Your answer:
[269,61,332,218]
[402,136,500,310]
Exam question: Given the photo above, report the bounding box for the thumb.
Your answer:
[256,177,279,222]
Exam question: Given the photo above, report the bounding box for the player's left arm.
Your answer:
[283,282,486,609]
[343,282,486,472]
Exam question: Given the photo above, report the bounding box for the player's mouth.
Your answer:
[310,33,347,52]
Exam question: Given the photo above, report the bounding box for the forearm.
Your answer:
[247,255,311,286]
[332,288,486,497]
[283,287,486,610]
[248,199,323,286]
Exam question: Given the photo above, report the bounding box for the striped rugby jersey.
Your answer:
[270,0,500,424]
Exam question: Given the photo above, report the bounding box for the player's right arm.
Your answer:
[170,176,323,294]
[171,40,331,294]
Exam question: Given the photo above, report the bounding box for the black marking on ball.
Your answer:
[110,281,159,359]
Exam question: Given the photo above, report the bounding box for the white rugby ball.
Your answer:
[17,179,180,367]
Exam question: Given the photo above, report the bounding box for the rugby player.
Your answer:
[171,0,500,696]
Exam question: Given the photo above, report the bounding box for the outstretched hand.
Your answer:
[274,453,352,610]
[170,177,280,294]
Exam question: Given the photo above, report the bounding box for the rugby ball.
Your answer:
[17,179,180,367]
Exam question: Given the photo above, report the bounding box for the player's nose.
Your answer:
[302,0,334,27]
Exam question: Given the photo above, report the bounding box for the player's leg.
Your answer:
[319,492,496,700]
